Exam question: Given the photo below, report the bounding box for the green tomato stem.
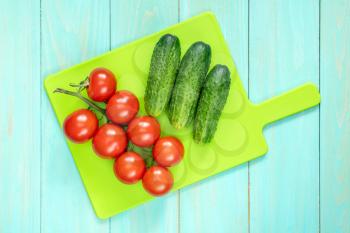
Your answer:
[69,76,89,92]
[54,88,106,116]
[127,141,155,167]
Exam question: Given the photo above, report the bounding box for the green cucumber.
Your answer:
[193,64,231,143]
[167,41,211,129]
[144,34,181,117]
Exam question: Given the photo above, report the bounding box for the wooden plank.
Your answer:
[249,0,320,232]
[0,1,41,232]
[41,0,110,232]
[179,1,249,233]
[320,0,350,232]
[110,1,179,233]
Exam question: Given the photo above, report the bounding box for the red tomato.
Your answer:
[87,68,116,102]
[153,136,184,167]
[63,109,98,143]
[106,91,139,125]
[127,116,160,147]
[113,151,146,184]
[92,124,127,159]
[142,166,173,196]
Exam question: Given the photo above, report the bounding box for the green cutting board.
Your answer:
[44,12,320,219]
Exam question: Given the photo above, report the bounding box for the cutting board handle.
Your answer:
[256,83,320,127]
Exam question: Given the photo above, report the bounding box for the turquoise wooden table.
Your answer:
[1,0,349,232]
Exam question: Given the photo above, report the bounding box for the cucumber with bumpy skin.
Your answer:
[193,64,231,144]
[144,34,181,117]
[167,41,211,129]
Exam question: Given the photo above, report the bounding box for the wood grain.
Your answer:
[110,1,179,233]
[40,0,110,232]
[0,1,40,232]
[321,0,350,232]
[1,0,350,232]
[249,0,320,232]
[179,1,249,233]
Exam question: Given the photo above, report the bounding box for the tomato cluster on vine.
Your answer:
[55,67,184,196]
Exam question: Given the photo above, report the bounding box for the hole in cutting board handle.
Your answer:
[255,83,321,127]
